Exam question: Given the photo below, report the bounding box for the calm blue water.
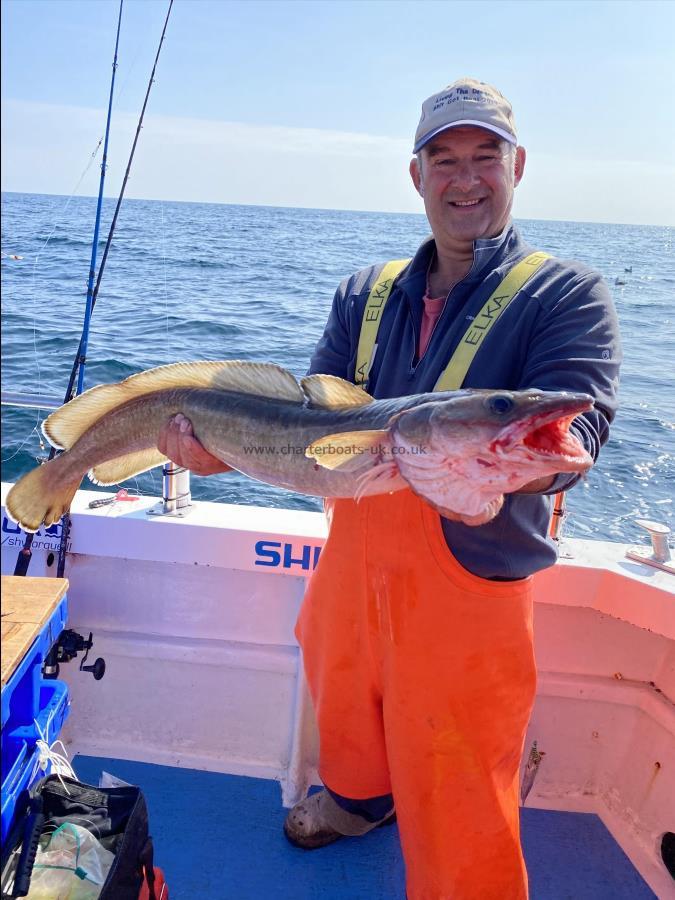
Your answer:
[1,191,673,543]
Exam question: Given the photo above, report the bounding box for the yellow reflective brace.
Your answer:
[434,251,551,391]
[354,258,411,386]
[354,251,551,391]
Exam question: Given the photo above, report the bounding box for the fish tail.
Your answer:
[5,457,81,533]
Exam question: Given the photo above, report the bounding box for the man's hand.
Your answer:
[439,474,557,526]
[158,414,233,476]
[517,475,556,493]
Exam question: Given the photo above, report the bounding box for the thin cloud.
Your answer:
[2,100,673,224]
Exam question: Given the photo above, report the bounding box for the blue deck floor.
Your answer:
[74,755,656,900]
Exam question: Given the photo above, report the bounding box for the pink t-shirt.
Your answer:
[418,292,446,358]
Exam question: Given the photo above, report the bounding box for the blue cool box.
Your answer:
[1,596,70,843]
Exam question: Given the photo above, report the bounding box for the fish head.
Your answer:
[390,389,594,524]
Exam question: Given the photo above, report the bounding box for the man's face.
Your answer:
[410,127,526,245]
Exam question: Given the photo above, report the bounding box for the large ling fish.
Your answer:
[5,360,594,532]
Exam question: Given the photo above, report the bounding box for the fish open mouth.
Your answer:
[493,397,594,469]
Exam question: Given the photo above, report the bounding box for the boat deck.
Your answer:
[73,755,657,899]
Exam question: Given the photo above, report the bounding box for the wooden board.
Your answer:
[1,576,68,688]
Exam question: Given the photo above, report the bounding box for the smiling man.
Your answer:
[159,79,621,899]
[282,78,622,899]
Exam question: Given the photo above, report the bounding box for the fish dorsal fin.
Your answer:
[89,448,168,486]
[208,361,304,402]
[305,429,388,470]
[301,375,374,409]
[44,361,304,451]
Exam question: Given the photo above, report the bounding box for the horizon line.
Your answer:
[1,189,673,231]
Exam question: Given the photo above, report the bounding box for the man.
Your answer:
[159,79,621,898]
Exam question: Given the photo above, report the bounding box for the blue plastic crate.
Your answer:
[1,594,70,843]
[1,597,68,732]
[1,679,70,842]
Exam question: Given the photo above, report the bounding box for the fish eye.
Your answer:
[487,395,514,415]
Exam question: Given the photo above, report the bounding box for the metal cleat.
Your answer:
[625,519,674,575]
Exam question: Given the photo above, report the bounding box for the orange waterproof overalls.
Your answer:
[295,489,537,900]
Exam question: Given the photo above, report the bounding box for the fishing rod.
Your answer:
[76,3,124,397]
[67,0,175,407]
[14,0,174,577]
[13,0,124,577]
[53,0,175,581]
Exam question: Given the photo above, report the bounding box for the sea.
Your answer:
[1,191,673,545]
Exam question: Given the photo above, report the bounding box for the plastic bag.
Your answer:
[27,822,115,899]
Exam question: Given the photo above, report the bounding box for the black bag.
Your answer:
[1,774,160,899]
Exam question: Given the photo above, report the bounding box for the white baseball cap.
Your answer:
[414,78,517,153]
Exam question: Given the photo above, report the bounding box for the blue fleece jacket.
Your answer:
[308,223,621,579]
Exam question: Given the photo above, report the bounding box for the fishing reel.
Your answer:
[42,630,106,681]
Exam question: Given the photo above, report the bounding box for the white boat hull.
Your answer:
[1,483,673,896]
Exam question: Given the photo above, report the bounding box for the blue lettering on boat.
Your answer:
[1,516,69,551]
[254,540,321,570]
[2,517,63,538]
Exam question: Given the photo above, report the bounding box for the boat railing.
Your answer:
[1,391,63,411]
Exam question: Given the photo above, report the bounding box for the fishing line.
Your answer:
[0,424,43,465]
[110,34,146,113]
[14,0,174,577]
[13,0,125,576]
[55,0,175,576]
[75,2,126,400]
[21,136,105,409]
[5,123,106,560]
[83,0,175,378]
[19,9,125,415]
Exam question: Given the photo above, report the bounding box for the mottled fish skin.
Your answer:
[56,385,593,501]
[52,387,436,497]
[5,377,594,533]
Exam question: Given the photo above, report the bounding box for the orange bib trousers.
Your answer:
[295,490,537,900]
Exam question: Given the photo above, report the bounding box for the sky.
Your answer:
[2,0,674,225]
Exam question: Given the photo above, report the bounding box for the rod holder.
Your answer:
[549,492,567,543]
[146,462,193,518]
